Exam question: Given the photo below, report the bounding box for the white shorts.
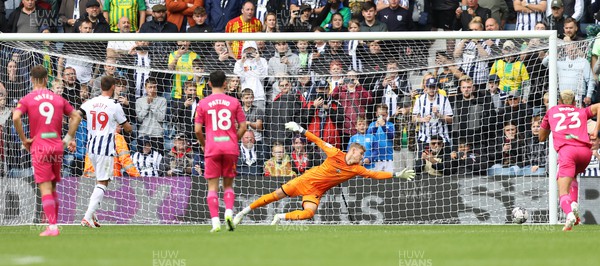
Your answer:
[89,154,114,181]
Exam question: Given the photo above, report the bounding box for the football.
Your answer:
[512,207,529,224]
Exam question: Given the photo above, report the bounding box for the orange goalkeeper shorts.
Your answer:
[281,177,323,207]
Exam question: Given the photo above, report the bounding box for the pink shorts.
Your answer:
[32,151,63,184]
[204,154,238,179]
[557,146,592,179]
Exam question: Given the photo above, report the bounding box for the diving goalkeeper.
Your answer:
[233,122,416,226]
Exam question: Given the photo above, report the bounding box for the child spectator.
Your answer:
[264,142,296,177]
[348,116,376,169]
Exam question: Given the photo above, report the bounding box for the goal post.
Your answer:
[0,30,562,225]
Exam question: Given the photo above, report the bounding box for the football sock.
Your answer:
[41,194,57,225]
[224,188,235,211]
[569,179,579,203]
[207,191,219,218]
[250,191,280,210]
[52,191,59,219]
[559,194,573,215]
[211,217,221,228]
[84,184,106,220]
[285,209,315,220]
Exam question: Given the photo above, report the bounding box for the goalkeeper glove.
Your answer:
[284,121,306,134]
[394,168,416,181]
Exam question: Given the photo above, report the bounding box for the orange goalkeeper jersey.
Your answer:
[298,131,393,193]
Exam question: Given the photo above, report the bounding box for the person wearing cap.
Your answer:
[59,0,97,33]
[513,0,547,31]
[72,0,110,33]
[165,133,194,177]
[489,40,530,95]
[138,4,179,33]
[412,76,453,153]
[483,74,508,112]
[165,0,202,32]
[288,4,314,32]
[542,0,567,36]
[103,0,146,32]
[132,138,164,177]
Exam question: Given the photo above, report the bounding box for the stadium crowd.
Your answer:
[2,0,600,179]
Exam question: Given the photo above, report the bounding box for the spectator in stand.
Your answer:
[165,133,194,176]
[172,81,200,140]
[288,4,314,32]
[205,41,237,73]
[453,17,491,91]
[189,60,210,99]
[205,0,242,32]
[483,18,503,56]
[359,40,389,76]
[558,0,583,22]
[346,19,366,72]
[7,0,52,33]
[240,88,266,153]
[412,77,453,152]
[166,0,202,32]
[490,40,530,96]
[304,80,344,149]
[61,67,85,109]
[290,135,318,175]
[522,116,547,175]
[367,104,395,172]
[139,4,179,32]
[70,0,110,33]
[123,41,153,98]
[266,78,303,146]
[318,0,351,29]
[290,0,326,15]
[324,59,345,93]
[168,41,199,100]
[224,75,240,99]
[238,130,265,177]
[433,62,459,97]
[59,0,93,33]
[58,19,96,85]
[483,74,508,114]
[450,76,494,149]
[313,41,351,75]
[415,135,453,177]
[476,0,509,29]
[89,58,117,98]
[498,92,532,136]
[542,0,567,38]
[264,142,296,177]
[132,138,164,177]
[295,40,313,71]
[391,98,416,172]
[268,41,301,79]
[370,60,412,119]
[431,0,459,54]
[513,0,547,31]
[114,79,137,125]
[1,60,26,107]
[331,70,373,147]
[136,78,167,153]
[561,17,583,42]
[144,0,165,22]
[233,41,268,112]
[262,12,279,32]
[348,116,376,169]
[106,17,136,59]
[323,12,348,32]
[225,1,262,59]
[359,1,387,32]
[447,137,485,176]
[455,0,491,31]
[487,121,526,176]
[187,7,213,32]
[104,0,146,32]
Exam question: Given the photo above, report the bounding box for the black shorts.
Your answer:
[430,9,456,30]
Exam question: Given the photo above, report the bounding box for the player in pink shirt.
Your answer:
[12,65,82,236]
[195,70,247,232]
[540,89,600,231]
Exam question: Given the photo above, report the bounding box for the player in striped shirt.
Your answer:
[225,1,262,59]
[13,66,82,236]
[233,122,416,226]
[79,76,133,228]
[103,0,147,32]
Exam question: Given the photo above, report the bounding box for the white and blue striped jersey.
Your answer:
[412,93,453,143]
[515,0,547,31]
[80,95,128,156]
[132,151,163,177]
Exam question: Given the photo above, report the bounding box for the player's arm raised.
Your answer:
[285,121,338,157]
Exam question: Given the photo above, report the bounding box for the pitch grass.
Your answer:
[1,224,599,266]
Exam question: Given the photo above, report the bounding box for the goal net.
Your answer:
[0,31,568,225]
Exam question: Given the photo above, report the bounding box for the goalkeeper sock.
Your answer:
[249,191,281,210]
[285,209,315,220]
[569,179,579,203]
[207,191,219,218]
[224,188,235,211]
[41,194,57,225]
[84,184,106,220]
[559,194,573,215]
[52,191,59,219]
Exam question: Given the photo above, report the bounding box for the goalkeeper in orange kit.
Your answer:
[233,122,416,226]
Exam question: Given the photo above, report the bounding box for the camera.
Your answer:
[293,10,299,15]
[461,5,468,11]
[245,52,255,58]
[343,78,352,84]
